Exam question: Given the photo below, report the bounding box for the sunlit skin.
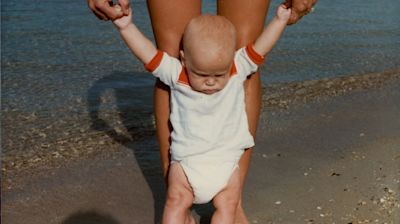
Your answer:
[89,0,317,222]
[180,15,236,96]
[108,5,291,224]
[182,49,233,95]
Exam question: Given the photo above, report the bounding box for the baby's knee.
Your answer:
[165,188,193,209]
[213,193,240,212]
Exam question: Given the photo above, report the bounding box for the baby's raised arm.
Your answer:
[253,4,291,56]
[113,5,158,64]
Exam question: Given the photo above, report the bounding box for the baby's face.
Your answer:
[186,58,232,95]
[183,48,233,95]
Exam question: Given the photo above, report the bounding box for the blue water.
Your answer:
[1,0,400,125]
[265,0,400,83]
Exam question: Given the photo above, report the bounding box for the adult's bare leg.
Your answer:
[146,0,201,178]
[217,0,270,223]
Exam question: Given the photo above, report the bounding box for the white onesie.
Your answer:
[145,44,264,203]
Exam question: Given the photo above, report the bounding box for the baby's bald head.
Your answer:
[182,15,237,69]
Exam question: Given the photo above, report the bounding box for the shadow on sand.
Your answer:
[62,211,120,224]
[61,71,215,223]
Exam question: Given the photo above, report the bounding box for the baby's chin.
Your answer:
[201,89,220,95]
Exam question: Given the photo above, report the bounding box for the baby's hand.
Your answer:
[112,4,133,30]
[275,4,292,22]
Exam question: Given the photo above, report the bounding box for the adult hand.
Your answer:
[87,0,130,21]
[284,0,318,25]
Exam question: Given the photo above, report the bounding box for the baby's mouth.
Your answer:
[203,89,218,94]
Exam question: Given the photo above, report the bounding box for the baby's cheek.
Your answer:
[191,81,203,91]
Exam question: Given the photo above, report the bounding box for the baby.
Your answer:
[112,3,291,223]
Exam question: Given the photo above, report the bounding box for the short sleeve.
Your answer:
[234,44,264,80]
[144,51,183,87]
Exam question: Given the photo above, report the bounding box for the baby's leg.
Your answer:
[211,167,242,224]
[162,162,195,224]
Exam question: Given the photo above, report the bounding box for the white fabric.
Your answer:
[179,159,238,204]
[150,47,259,203]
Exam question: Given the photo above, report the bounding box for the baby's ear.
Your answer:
[180,50,186,65]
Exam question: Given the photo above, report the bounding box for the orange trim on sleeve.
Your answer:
[229,63,237,77]
[245,43,264,65]
[144,50,163,72]
[177,67,191,86]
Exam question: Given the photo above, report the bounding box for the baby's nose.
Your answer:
[205,78,216,86]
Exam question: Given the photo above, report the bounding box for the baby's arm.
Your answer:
[113,5,157,64]
[253,4,291,56]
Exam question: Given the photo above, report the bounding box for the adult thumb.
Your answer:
[118,0,130,16]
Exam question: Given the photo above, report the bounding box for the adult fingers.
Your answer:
[99,5,124,20]
[287,12,300,25]
[87,0,109,20]
[94,0,124,20]
[287,0,317,25]
[92,9,109,20]
[283,0,302,25]
[118,0,130,16]
[283,0,292,8]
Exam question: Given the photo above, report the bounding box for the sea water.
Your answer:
[2,0,399,154]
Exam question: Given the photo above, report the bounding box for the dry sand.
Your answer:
[247,79,400,223]
[2,72,400,224]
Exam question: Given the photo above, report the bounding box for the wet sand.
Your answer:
[2,71,400,223]
[248,77,400,223]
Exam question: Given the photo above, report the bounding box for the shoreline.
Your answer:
[2,69,400,223]
[264,69,400,110]
[2,69,400,177]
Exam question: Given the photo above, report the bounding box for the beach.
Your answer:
[2,72,400,223]
[2,0,400,223]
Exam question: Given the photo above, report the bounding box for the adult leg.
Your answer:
[217,0,270,223]
[146,0,201,178]
[211,168,241,224]
[163,163,195,224]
